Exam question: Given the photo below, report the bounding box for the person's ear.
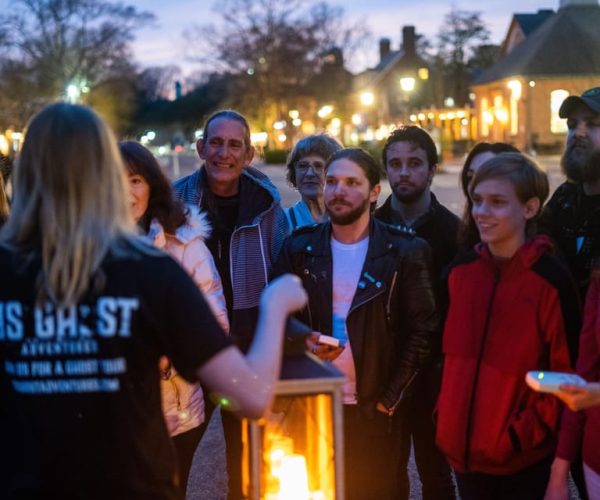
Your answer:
[428,164,437,185]
[196,139,205,158]
[369,183,381,203]
[245,144,255,165]
[523,197,541,220]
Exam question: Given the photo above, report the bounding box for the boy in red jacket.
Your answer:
[436,153,580,499]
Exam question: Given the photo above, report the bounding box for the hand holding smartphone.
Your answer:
[306,332,345,361]
[525,371,586,394]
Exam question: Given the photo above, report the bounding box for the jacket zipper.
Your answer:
[384,269,412,416]
[347,287,386,317]
[387,369,419,415]
[386,271,398,322]
[463,267,500,471]
[346,282,386,410]
[227,222,269,296]
[304,288,314,327]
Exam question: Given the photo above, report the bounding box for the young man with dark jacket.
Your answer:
[375,126,458,500]
[273,147,437,500]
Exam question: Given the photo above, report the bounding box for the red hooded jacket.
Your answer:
[436,236,580,475]
[556,271,600,475]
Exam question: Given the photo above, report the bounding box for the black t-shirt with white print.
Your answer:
[0,241,232,499]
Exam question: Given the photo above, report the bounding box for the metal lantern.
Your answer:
[242,323,345,500]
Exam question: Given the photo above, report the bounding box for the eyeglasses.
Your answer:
[295,160,326,174]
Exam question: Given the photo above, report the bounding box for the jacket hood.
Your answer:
[147,206,212,248]
[476,234,554,269]
[240,166,281,204]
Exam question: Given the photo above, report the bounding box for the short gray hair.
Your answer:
[286,134,343,187]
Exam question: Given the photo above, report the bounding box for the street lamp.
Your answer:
[317,105,334,119]
[66,84,80,104]
[400,77,416,92]
[360,92,374,106]
[65,80,90,104]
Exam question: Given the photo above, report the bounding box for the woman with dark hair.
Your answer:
[119,140,228,495]
[458,142,520,250]
[0,102,306,499]
[285,134,343,229]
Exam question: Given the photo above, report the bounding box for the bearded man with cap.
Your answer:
[539,87,600,500]
[540,87,600,298]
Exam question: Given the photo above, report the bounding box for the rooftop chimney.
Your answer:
[379,38,391,61]
[402,26,416,56]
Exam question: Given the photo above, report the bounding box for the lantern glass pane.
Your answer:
[257,393,336,500]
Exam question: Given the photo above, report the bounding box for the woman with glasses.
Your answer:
[285,134,342,230]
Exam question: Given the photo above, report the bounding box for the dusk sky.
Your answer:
[3,0,570,75]
[127,0,563,76]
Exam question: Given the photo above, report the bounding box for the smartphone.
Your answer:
[317,334,345,348]
[525,371,586,393]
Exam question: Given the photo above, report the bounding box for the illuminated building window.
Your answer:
[481,98,490,137]
[551,89,569,134]
[507,80,521,136]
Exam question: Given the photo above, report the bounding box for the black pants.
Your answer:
[454,456,553,500]
[396,367,455,500]
[343,405,400,500]
[172,424,206,497]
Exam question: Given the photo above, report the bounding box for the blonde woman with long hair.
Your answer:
[0,102,306,499]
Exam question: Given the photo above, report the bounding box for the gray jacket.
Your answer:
[173,166,289,311]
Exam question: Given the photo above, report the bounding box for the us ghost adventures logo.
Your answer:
[0,297,140,395]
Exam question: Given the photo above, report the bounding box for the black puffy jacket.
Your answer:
[272,218,437,416]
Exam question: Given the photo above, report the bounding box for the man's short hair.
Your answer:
[382,126,438,168]
[326,147,383,188]
[286,134,343,187]
[201,109,252,149]
[559,87,600,118]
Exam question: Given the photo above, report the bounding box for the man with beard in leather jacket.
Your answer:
[272,147,437,500]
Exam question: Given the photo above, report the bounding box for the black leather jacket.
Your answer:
[272,218,437,417]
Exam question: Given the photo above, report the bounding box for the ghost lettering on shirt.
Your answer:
[0,297,139,342]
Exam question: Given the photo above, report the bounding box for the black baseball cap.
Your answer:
[559,87,600,118]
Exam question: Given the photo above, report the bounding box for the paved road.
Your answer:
[162,152,575,499]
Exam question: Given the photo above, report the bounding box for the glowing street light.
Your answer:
[400,77,416,92]
[66,84,80,103]
[360,91,374,106]
[317,105,334,118]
